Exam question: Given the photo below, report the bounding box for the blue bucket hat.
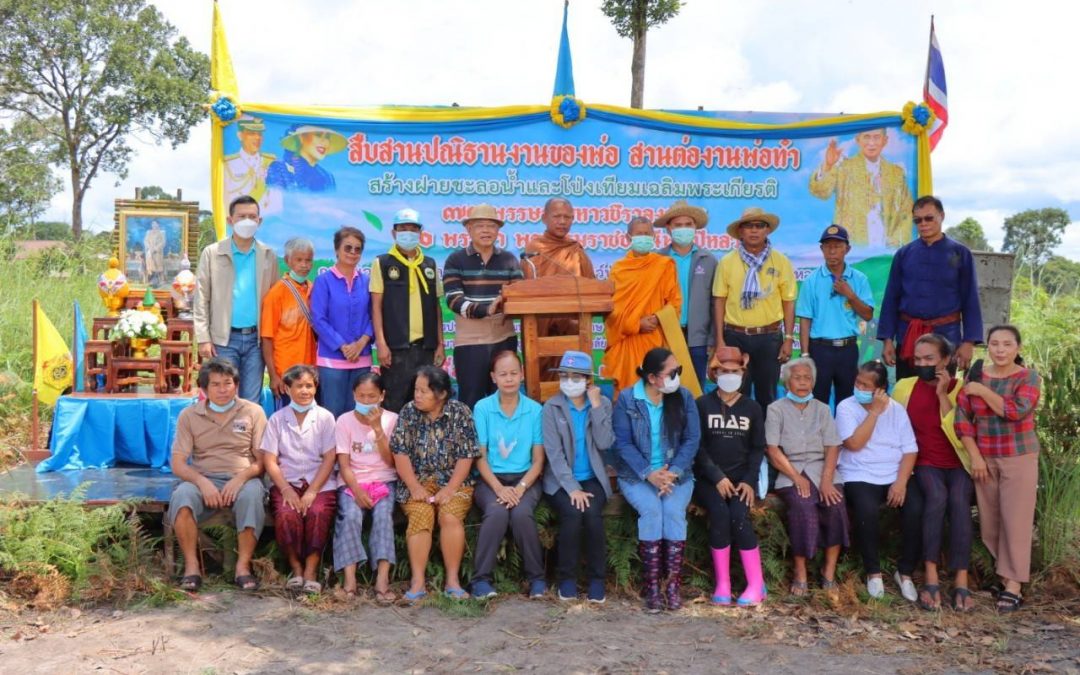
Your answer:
[549,350,595,376]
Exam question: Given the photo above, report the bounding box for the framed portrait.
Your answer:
[113,197,201,289]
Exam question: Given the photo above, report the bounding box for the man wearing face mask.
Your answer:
[657,200,717,386]
[369,208,445,413]
[195,195,279,402]
[713,207,797,410]
[602,216,682,396]
[796,225,875,405]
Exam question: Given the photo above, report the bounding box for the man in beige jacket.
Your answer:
[194,195,278,402]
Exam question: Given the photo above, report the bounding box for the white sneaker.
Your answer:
[893,571,918,603]
[867,576,885,599]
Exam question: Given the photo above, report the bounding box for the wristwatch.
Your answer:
[517,480,528,489]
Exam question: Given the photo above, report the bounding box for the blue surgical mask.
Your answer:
[289,400,314,413]
[207,399,236,413]
[853,389,874,405]
[786,391,814,404]
[288,270,308,283]
[354,402,375,415]
[630,235,655,254]
[671,227,696,247]
[395,231,421,252]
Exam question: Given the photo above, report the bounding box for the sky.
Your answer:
[44,0,1080,259]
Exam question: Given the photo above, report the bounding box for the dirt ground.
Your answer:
[1,587,1078,674]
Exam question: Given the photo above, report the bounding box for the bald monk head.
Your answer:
[541,198,574,239]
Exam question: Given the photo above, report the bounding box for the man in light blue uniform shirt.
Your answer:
[194,195,279,402]
[657,200,717,385]
[795,224,875,404]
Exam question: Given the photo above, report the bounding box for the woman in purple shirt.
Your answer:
[310,227,374,418]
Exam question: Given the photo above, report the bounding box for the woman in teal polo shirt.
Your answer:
[469,351,546,599]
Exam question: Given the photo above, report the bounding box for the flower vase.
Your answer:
[129,337,151,359]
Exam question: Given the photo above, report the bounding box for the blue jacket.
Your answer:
[611,385,700,485]
[309,267,374,361]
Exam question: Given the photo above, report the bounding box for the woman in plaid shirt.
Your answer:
[955,325,1041,613]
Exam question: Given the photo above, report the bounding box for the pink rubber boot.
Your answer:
[737,547,767,606]
[710,547,732,605]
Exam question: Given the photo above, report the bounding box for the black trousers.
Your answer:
[381,342,435,413]
[806,340,859,405]
[547,479,608,583]
[453,336,518,409]
[723,329,782,409]
[694,480,759,550]
[844,480,923,576]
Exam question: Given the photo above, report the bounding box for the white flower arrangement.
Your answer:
[109,309,166,341]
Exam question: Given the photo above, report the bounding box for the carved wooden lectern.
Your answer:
[502,276,614,402]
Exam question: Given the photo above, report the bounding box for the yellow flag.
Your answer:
[33,301,73,405]
[211,0,239,98]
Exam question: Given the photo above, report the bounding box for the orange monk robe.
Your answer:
[522,232,596,279]
[602,253,682,395]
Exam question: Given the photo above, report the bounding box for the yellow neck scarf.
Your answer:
[388,245,429,294]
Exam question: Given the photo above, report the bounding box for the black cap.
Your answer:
[819,224,850,244]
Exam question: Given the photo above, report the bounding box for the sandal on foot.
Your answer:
[404,589,427,603]
[789,580,809,597]
[952,587,974,612]
[234,574,260,591]
[302,580,322,595]
[918,584,941,611]
[285,576,304,592]
[179,575,202,592]
[375,589,397,604]
[444,587,470,600]
[996,590,1023,613]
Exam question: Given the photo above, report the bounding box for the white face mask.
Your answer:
[715,373,743,393]
[658,373,681,394]
[232,218,259,239]
[560,379,587,399]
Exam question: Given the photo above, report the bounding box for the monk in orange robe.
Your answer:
[522,198,595,279]
[523,198,596,378]
[603,217,682,395]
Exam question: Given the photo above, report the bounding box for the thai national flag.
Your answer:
[923,18,948,150]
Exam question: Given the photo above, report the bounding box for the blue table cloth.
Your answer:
[38,395,197,473]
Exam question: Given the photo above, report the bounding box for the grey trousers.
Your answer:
[470,474,544,584]
[167,476,266,539]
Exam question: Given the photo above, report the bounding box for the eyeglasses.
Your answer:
[912,216,937,224]
[341,244,363,254]
[662,366,683,379]
[739,222,769,230]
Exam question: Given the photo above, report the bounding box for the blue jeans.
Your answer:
[618,478,694,541]
[317,366,370,419]
[216,330,264,403]
[689,345,709,390]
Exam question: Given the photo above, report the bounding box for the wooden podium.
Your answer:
[502,276,614,402]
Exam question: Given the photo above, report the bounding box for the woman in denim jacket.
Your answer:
[611,347,701,611]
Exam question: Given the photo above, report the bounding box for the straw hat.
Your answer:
[281,125,347,155]
[462,203,504,227]
[725,207,780,239]
[654,200,708,229]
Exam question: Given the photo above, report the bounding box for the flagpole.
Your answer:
[31,299,40,454]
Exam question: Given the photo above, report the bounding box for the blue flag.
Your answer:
[72,300,89,392]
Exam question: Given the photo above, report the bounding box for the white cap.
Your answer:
[393,208,422,227]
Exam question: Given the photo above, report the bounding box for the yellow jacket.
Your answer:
[809,156,914,247]
[892,376,971,473]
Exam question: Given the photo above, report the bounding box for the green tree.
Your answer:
[601,0,683,109]
[0,0,209,239]
[24,221,74,241]
[1002,207,1071,268]
[1038,255,1080,296]
[0,116,62,234]
[138,185,178,201]
[945,216,991,251]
